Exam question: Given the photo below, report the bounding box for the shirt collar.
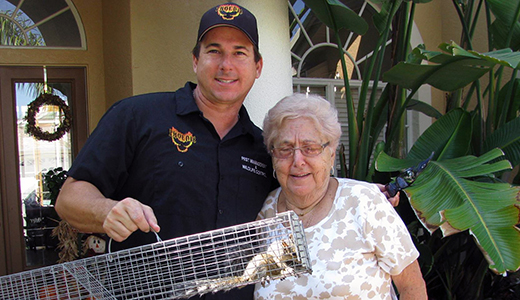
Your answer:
[175,82,200,116]
[175,82,257,137]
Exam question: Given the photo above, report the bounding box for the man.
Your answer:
[56,2,397,299]
[57,3,273,299]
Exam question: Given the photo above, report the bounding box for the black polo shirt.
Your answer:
[69,81,276,235]
[68,82,277,299]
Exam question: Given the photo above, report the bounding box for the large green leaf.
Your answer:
[407,108,472,161]
[493,78,520,123]
[484,116,520,167]
[505,78,520,121]
[490,19,520,51]
[376,149,520,274]
[372,0,404,34]
[383,48,491,91]
[383,60,488,92]
[453,48,520,70]
[488,0,520,25]
[302,0,368,35]
[383,42,520,91]
[487,0,520,50]
[407,99,443,119]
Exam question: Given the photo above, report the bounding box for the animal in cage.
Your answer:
[191,235,302,295]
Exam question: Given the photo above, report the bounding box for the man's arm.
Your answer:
[55,177,160,242]
[392,260,428,299]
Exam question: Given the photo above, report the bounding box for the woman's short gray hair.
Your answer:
[263,93,342,151]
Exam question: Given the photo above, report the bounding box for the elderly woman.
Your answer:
[255,93,427,300]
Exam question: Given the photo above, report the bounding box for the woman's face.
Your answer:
[272,117,335,202]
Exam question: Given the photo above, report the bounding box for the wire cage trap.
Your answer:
[0,211,312,299]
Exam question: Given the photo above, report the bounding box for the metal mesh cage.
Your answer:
[1,211,311,299]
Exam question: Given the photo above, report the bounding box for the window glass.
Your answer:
[0,0,84,48]
[16,82,73,268]
[289,0,392,81]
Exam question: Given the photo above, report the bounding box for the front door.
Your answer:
[0,66,88,275]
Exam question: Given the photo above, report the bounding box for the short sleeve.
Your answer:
[67,100,137,197]
[359,183,419,275]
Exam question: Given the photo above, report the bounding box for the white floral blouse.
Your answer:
[254,178,419,300]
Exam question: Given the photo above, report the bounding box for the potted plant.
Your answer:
[42,167,67,206]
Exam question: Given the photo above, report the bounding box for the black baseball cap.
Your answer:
[197,3,259,48]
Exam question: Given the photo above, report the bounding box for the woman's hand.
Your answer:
[376,183,400,207]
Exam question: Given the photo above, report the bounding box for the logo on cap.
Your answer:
[216,4,242,20]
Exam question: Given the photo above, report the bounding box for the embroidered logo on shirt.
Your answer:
[169,126,196,153]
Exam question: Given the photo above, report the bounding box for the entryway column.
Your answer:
[237,0,293,128]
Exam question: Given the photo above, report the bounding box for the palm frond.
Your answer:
[377,149,520,274]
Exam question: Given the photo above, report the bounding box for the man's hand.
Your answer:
[56,177,161,242]
[103,198,160,242]
[376,183,400,207]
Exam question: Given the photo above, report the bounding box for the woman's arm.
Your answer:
[392,260,427,299]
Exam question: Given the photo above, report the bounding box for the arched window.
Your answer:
[289,0,392,81]
[0,0,85,48]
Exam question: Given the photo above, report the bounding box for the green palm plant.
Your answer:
[0,15,24,45]
[302,0,520,298]
[376,107,520,298]
[376,111,520,274]
[0,11,44,46]
[302,0,433,180]
[377,0,520,295]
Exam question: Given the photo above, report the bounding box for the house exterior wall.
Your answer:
[102,0,133,115]
[0,0,476,130]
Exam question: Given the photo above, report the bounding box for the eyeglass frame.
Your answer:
[270,142,330,159]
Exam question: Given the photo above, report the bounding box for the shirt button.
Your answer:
[178,161,184,167]
[219,209,223,214]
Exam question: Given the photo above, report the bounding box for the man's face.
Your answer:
[193,26,263,106]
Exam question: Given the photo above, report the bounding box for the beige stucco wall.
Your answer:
[128,0,221,96]
[102,0,133,110]
[414,0,444,114]
[414,1,443,51]
[238,0,293,127]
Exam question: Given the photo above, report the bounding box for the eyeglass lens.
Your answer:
[271,142,328,158]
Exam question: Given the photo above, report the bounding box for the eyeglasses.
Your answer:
[271,142,330,159]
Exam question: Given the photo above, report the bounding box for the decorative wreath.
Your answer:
[25,93,72,141]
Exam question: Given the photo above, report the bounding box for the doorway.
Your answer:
[0,66,87,275]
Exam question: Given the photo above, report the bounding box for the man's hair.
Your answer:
[192,41,262,63]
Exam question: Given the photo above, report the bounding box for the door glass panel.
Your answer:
[16,82,72,268]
